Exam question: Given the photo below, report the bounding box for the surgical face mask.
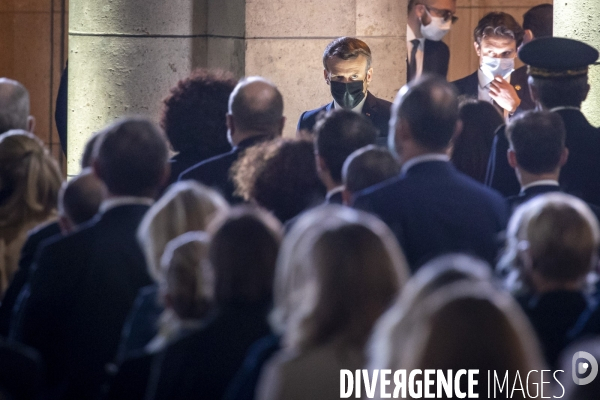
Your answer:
[330,80,366,109]
[420,10,451,41]
[480,56,515,80]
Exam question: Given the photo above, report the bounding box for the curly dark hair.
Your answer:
[232,138,326,223]
[161,69,238,154]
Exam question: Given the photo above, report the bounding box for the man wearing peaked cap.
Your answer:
[485,37,600,206]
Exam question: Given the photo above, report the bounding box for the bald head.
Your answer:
[0,78,32,134]
[227,77,284,143]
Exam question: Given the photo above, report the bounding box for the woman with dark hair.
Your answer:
[451,100,504,183]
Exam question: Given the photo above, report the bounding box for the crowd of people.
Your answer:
[1,2,600,400]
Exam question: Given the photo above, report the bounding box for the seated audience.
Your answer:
[118,181,228,359]
[313,109,378,204]
[354,75,508,270]
[18,117,169,400]
[232,138,326,223]
[0,130,62,294]
[57,168,106,233]
[451,100,503,183]
[341,145,400,205]
[161,69,238,184]
[0,78,35,134]
[105,232,213,400]
[255,206,408,400]
[179,77,285,204]
[500,193,599,366]
[146,207,281,400]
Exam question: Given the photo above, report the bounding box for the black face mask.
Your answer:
[330,80,366,109]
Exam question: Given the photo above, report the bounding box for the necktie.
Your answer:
[408,39,420,82]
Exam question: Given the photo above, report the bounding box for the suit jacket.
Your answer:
[451,66,534,114]
[407,39,450,81]
[18,204,152,400]
[0,339,43,400]
[179,135,270,204]
[353,161,508,270]
[486,108,600,203]
[297,91,392,147]
[167,145,230,187]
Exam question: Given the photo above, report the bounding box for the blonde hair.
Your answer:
[0,130,62,237]
[138,181,229,281]
[281,205,409,350]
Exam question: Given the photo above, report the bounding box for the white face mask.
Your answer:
[480,56,515,80]
[420,10,452,41]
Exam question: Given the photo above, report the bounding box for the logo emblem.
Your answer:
[514,84,522,91]
[572,351,598,385]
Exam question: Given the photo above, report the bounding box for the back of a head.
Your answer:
[80,131,104,169]
[531,75,589,109]
[452,100,503,182]
[162,69,237,154]
[322,37,372,71]
[522,193,599,282]
[138,180,229,281]
[342,145,400,194]
[94,117,168,197]
[160,231,213,320]
[0,78,30,134]
[507,110,566,175]
[474,12,524,47]
[396,75,459,151]
[59,168,106,227]
[315,109,378,183]
[229,77,283,136]
[209,206,282,305]
[523,4,553,39]
[0,130,62,226]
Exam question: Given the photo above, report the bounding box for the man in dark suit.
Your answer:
[406,0,456,82]
[452,12,534,117]
[486,37,600,204]
[297,37,391,146]
[180,77,284,204]
[17,117,168,400]
[353,76,508,270]
[313,109,377,204]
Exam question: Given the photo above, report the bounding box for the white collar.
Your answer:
[334,94,367,114]
[406,25,425,47]
[550,106,581,112]
[326,186,345,201]
[401,153,450,175]
[99,196,154,213]
[521,180,560,193]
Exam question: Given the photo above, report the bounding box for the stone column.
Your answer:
[67,0,206,176]
[554,0,600,125]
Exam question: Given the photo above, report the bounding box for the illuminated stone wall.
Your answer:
[554,0,600,125]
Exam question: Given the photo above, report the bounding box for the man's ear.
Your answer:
[159,163,171,189]
[473,42,481,57]
[366,67,373,85]
[277,116,286,137]
[342,188,352,206]
[27,116,36,133]
[522,30,534,47]
[226,113,235,136]
[559,147,569,167]
[507,148,518,169]
[452,120,463,142]
[323,69,330,85]
[92,159,104,182]
[316,154,328,173]
[58,214,73,235]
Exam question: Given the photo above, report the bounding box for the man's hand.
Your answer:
[489,76,520,113]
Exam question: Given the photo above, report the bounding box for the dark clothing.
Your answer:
[486,108,600,203]
[407,39,450,82]
[451,66,534,115]
[147,302,272,400]
[55,63,68,155]
[116,284,163,363]
[224,334,281,400]
[0,339,44,400]
[0,221,61,337]
[179,135,269,204]
[353,161,508,270]
[297,91,392,147]
[18,204,153,400]
[104,350,153,400]
[167,146,230,187]
[518,290,591,367]
[325,190,344,205]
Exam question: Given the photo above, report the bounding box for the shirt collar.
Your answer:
[326,186,345,201]
[520,180,560,194]
[334,94,367,114]
[99,196,154,214]
[401,153,450,175]
[406,25,425,48]
[550,106,581,112]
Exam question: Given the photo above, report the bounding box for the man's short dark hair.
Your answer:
[474,12,524,47]
[530,75,589,109]
[323,37,372,71]
[507,110,566,174]
[315,109,378,184]
[523,4,553,38]
[60,169,105,226]
[94,117,168,196]
[397,75,459,151]
[229,77,284,133]
[161,69,237,154]
[342,145,400,193]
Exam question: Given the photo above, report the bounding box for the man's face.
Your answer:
[323,54,373,93]
[417,0,457,26]
[474,35,517,64]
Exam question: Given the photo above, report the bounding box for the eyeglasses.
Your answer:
[423,4,459,24]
